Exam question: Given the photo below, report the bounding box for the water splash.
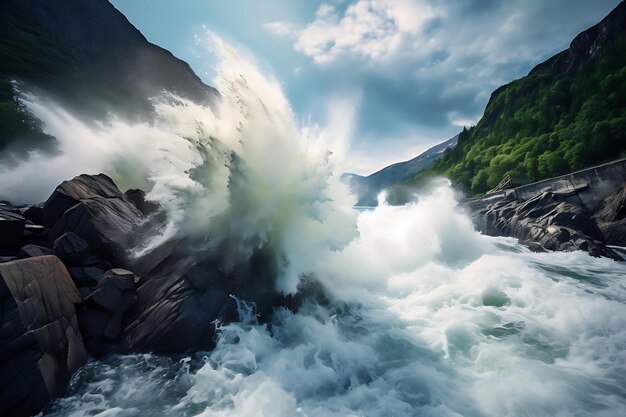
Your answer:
[0,36,358,293]
[43,186,626,417]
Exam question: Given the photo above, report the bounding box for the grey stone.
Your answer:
[53,232,90,266]
[0,256,87,417]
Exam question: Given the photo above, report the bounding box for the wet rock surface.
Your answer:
[79,268,138,356]
[469,190,622,260]
[0,255,87,417]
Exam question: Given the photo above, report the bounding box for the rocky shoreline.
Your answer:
[0,173,297,416]
[1,165,625,416]
[466,159,626,260]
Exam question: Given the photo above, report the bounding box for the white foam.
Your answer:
[5,35,624,417]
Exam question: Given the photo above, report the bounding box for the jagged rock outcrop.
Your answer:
[593,184,626,246]
[0,205,25,251]
[472,191,619,259]
[0,255,87,417]
[53,232,90,266]
[79,268,138,356]
[121,253,237,353]
[124,188,160,216]
[467,160,626,259]
[43,173,144,265]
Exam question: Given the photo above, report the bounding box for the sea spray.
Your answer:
[2,35,624,417]
[42,185,626,417]
[0,36,358,293]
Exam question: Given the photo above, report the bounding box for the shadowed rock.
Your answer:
[79,268,138,356]
[471,191,619,259]
[0,207,25,251]
[43,174,144,264]
[0,255,87,417]
[53,232,90,266]
[17,243,52,259]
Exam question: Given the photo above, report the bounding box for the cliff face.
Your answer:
[534,0,626,75]
[424,1,626,195]
[0,0,219,149]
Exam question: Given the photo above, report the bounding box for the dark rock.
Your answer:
[121,242,291,354]
[593,184,626,246]
[67,266,106,288]
[470,190,620,260]
[79,268,138,356]
[0,208,25,251]
[121,253,236,354]
[42,173,132,226]
[0,256,87,417]
[124,189,160,216]
[21,203,45,225]
[53,232,90,266]
[17,244,52,259]
[44,174,143,264]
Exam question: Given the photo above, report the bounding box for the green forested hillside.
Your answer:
[421,2,626,195]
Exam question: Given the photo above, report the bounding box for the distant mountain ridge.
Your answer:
[422,1,626,195]
[0,0,219,150]
[345,134,458,206]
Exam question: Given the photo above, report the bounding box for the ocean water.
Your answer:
[3,35,624,417]
[41,187,626,417]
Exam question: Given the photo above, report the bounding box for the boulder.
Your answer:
[42,173,127,226]
[121,245,286,354]
[67,266,106,288]
[0,208,25,251]
[593,184,626,246]
[0,256,87,417]
[43,174,143,264]
[471,191,619,259]
[53,232,90,266]
[21,203,44,225]
[17,244,52,259]
[78,268,138,355]
[124,188,160,215]
[121,254,235,354]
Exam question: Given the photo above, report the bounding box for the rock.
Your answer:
[121,253,235,354]
[121,244,287,354]
[124,188,160,215]
[593,184,626,246]
[470,191,620,260]
[44,174,143,264]
[53,232,90,266]
[17,244,52,259]
[42,173,128,226]
[67,266,106,288]
[78,268,138,355]
[0,256,87,417]
[21,203,44,225]
[0,208,25,251]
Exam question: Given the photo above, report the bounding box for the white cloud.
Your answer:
[293,0,435,64]
[260,0,620,170]
[263,21,297,36]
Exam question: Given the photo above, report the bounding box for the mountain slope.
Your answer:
[345,135,458,205]
[0,0,218,150]
[418,1,626,195]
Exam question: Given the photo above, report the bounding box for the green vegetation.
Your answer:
[0,78,51,149]
[419,35,626,195]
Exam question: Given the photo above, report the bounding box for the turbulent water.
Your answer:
[41,196,626,417]
[3,36,624,417]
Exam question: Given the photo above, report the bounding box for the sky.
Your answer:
[110,0,621,175]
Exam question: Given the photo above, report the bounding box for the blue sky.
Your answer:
[110,0,621,175]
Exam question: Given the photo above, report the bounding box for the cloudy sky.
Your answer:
[111,0,621,175]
